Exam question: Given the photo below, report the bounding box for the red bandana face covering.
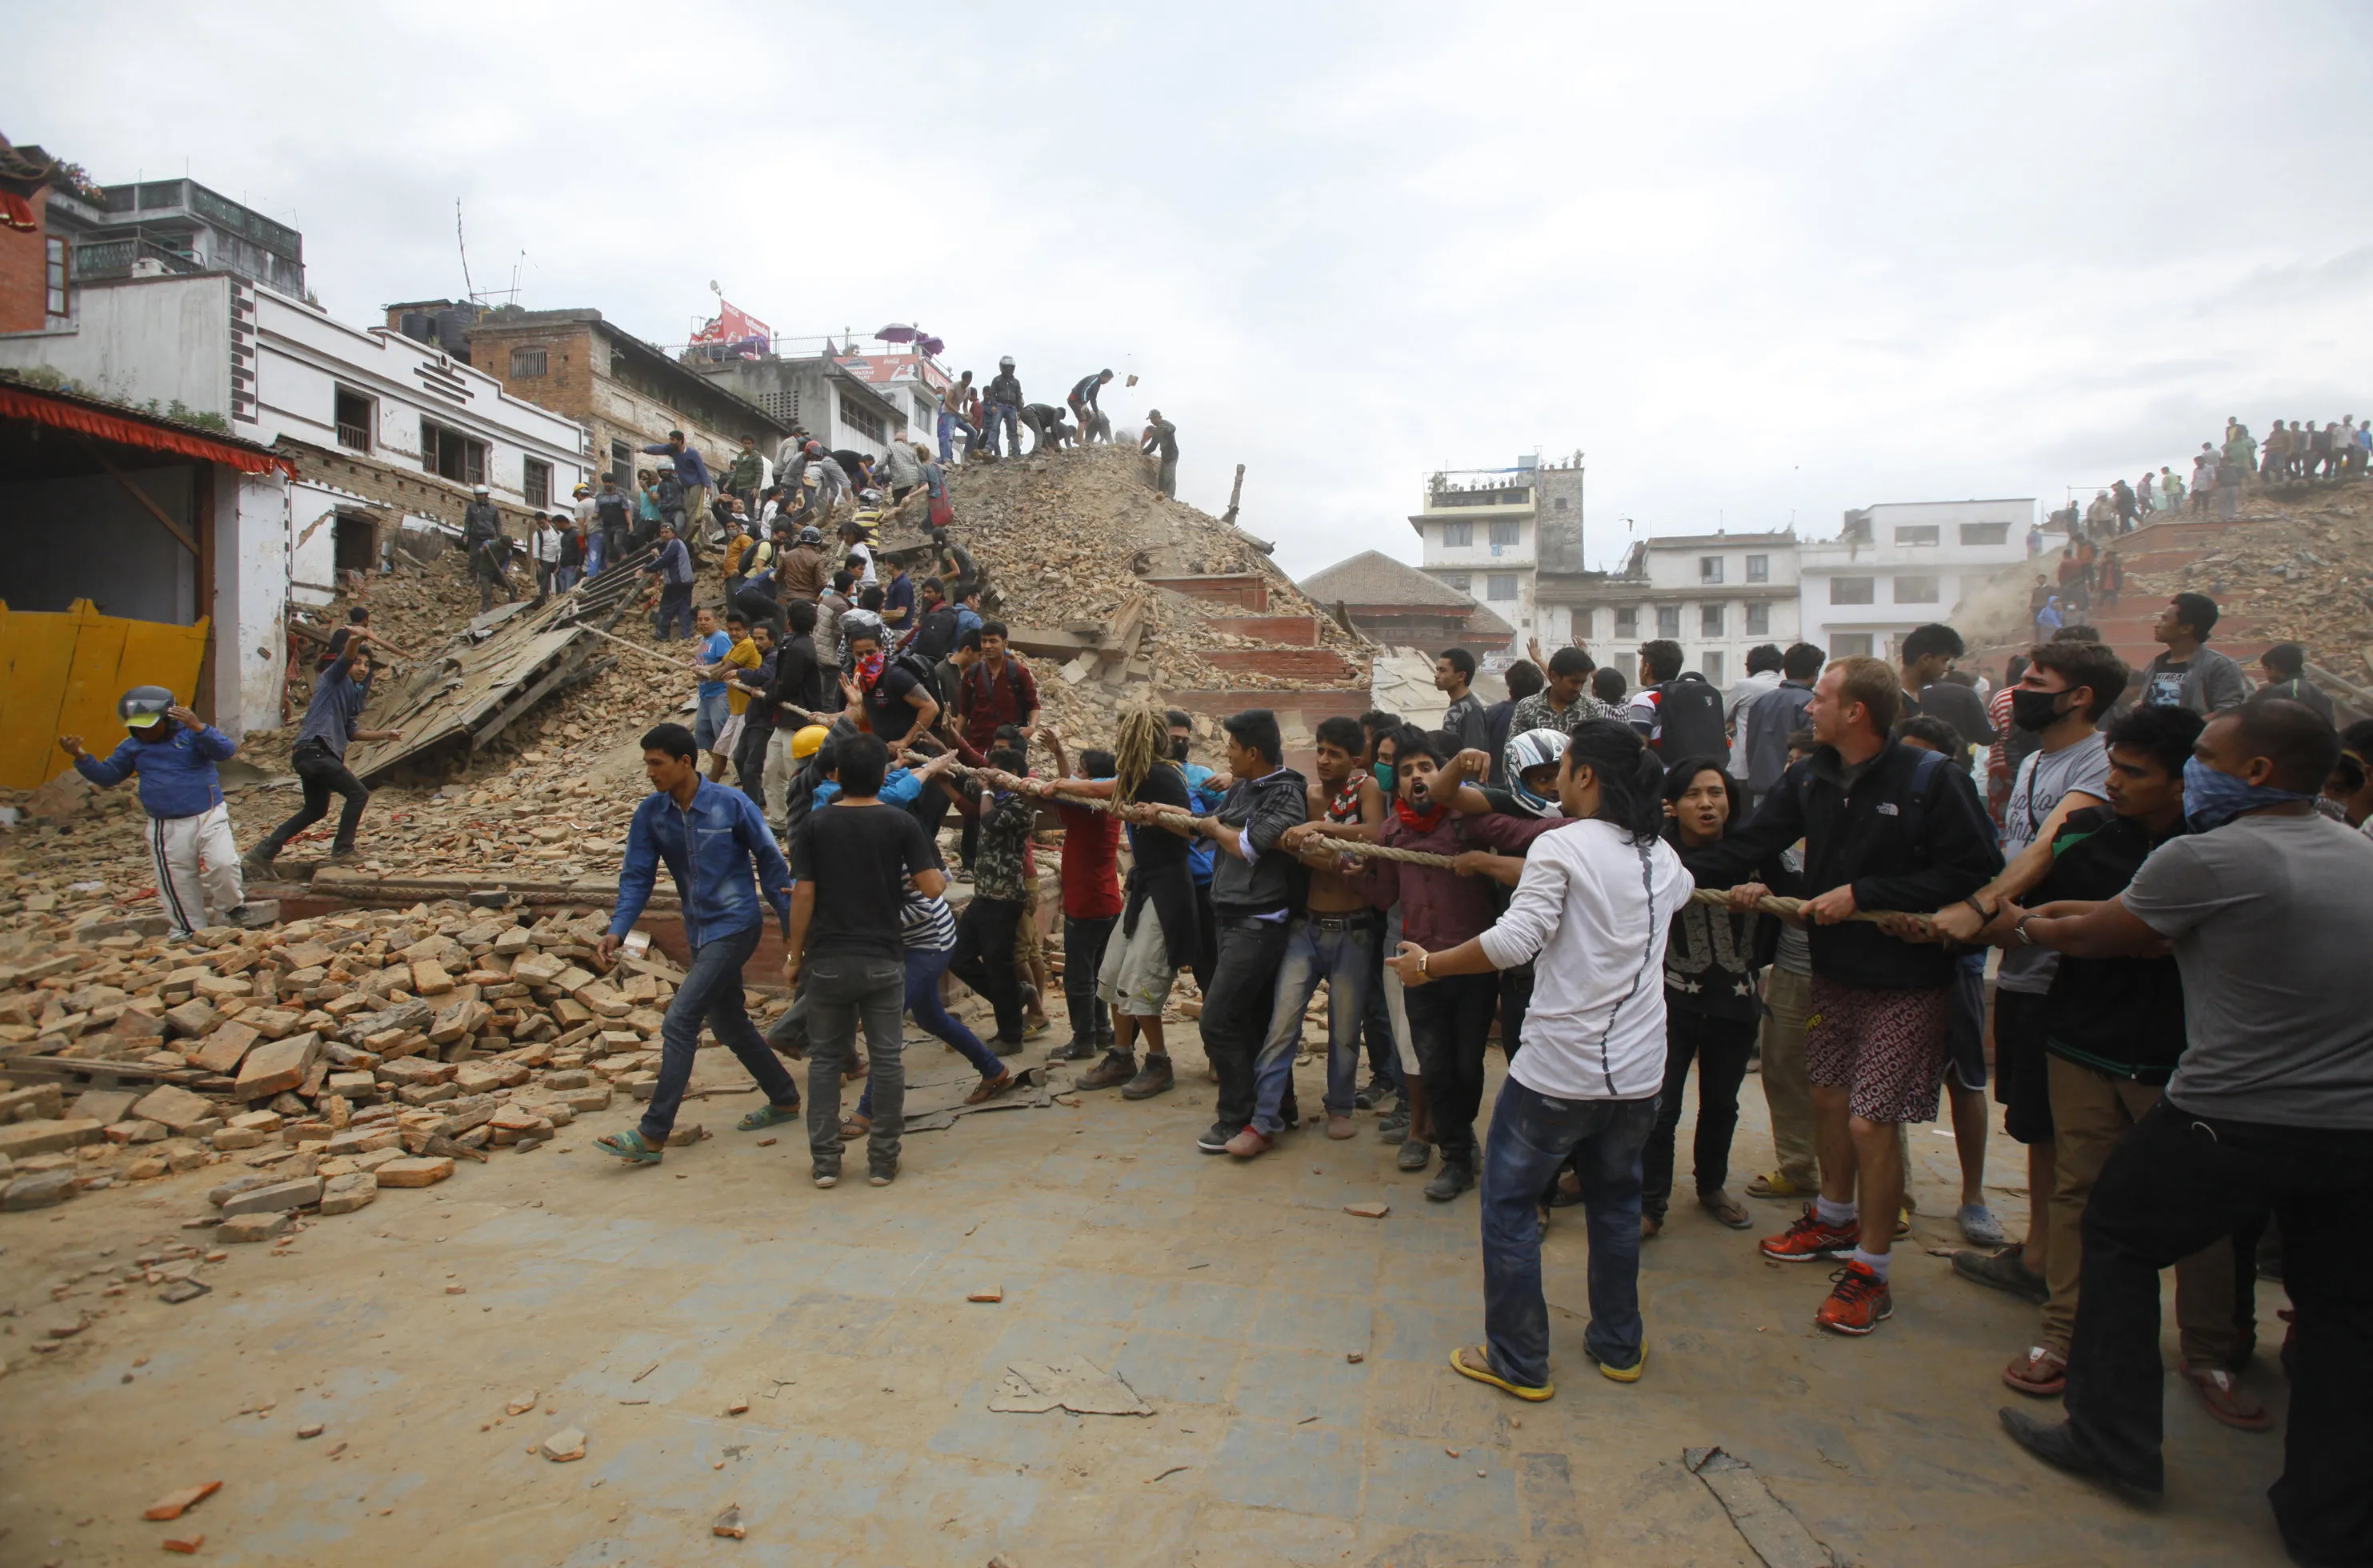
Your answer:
[1393,798,1444,834]
[855,651,886,692]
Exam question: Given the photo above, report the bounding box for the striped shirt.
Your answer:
[901,892,957,954]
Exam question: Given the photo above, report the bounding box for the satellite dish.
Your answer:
[708,279,720,294]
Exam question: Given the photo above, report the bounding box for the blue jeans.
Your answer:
[1251,913,1378,1134]
[859,946,1004,1117]
[801,952,908,1172]
[1479,1082,1659,1389]
[937,410,977,463]
[694,690,729,751]
[988,401,1020,458]
[585,534,606,576]
[637,923,797,1143]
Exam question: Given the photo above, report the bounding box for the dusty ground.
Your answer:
[0,1032,2295,1567]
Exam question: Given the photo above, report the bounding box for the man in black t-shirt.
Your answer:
[840,625,938,748]
[786,733,942,1188]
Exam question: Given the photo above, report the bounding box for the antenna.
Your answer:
[456,200,476,302]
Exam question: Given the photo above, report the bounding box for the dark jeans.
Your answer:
[1202,916,1291,1133]
[732,723,772,810]
[1062,914,1118,1046]
[1252,911,1378,1132]
[2065,1103,2373,1562]
[988,401,1020,457]
[1363,938,1402,1090]
[637,924,797,1143]
[258,739,370,857]
[654,582,694,639]
[948,894,1025,1042]
[859,946,1003,1118]
[1404,971,1497,1166]
[800,952,908,1173]
[1641,1010,1758,1221]
[1481,1082,1659,1389]
[958,811,979,872]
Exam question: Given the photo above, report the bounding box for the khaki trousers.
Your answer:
[2041,1054,2242,1364]
[1758,967,1819,1189]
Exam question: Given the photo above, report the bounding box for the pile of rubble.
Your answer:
[0,898,706,1234]
[2130,481,2373,692]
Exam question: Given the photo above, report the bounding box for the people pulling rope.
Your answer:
[954,762,1908,930]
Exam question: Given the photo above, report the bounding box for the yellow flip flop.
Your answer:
[1450,1345,1554,1402]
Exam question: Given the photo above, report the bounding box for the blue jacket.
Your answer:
[642,442,714,491]
[77,724,236,820]
[608,778,793,947]
[811,768,924,813]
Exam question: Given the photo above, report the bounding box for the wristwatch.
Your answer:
[1418,950,1433,980]
[2012,914,2037,946]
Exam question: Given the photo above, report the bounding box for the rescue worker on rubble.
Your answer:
[985,356,1023,459]
[59,688,252,941]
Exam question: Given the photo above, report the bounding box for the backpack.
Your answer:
[889,649,940,700]
[1651,678,1729,766]
[969,657,1029,714]
[910,605,960,662]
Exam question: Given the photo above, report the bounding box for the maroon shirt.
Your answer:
[959,654,1038,751]
[1358,809,1547,952]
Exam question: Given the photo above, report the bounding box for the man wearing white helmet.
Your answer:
[58,689,250,939]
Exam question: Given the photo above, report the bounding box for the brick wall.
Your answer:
[0,186,52,334]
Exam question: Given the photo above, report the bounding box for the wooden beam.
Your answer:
[79,434,202,558]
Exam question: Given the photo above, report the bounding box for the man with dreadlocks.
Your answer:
[1070,707,1204,1099]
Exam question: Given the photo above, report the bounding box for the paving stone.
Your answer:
[217,1211,290,1243]
[1,1167,78,1210]
[538,1426,586,1462]
[318,1170,378,1215]
[130,1085,219,1134]
[374,1155,454,1189]
[69,1087,138,1125]
[234,1031,322,1100]
[218,1176,323,1218]
[189,1020,262,1074]
[0,1118,102,1158]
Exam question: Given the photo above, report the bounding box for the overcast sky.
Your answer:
[12,2,2371,576]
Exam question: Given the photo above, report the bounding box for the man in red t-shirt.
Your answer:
[1027,734,1123,1060]
[959,621,1042,754]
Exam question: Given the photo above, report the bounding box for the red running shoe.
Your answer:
[1760,1207,1859,1262]
[1815,1262,1895,1336]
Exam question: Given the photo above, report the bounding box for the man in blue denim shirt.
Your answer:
[592,723,799,1166]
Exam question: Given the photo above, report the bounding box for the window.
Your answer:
[610,439,632,486]
[1894,574,1940,603]
[838,394,886,445]
[419,417,488,486]
[1701,603,1724,637]
[45,237,68,318]
[758,390,799,425]
[1830,575,1875,605]
[509,346,548,378]
[1699,556,1724,584]
[1486,574,1518,601]
[1553,496,1570,510]
[333,386,373,453]
[1656,605,1681,638]
[1960,522,2011,546]
[1702,651,1725,686]
[1442,520,1474,547]
[1832,632,1875,657]
[523,458,551,509]
[1443,573,1472,594]
[1746,554,1769,583]
[1487,519,1519,548]
[1614,607,1639,638]
[1894,524,1940,546]
[1746,601,1771,635]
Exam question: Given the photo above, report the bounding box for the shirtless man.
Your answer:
[1219,715,1387,1154]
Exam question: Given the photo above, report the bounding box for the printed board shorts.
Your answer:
[1097,902,1178,1018]
[1804,976,1951,1125]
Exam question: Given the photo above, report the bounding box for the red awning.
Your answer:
[0,383,296,477]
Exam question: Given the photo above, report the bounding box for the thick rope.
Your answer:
[982,770,1907,927]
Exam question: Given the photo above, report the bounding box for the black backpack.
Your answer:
[1651,678,1729,766]
[910,605,959,662]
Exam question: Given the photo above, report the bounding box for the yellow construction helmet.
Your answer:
[790,725,830,759]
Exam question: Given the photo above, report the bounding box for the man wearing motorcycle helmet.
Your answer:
[58,688,249,938]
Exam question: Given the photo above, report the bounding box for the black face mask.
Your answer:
[2010,688,2068,733]
[1170,737,1191,763]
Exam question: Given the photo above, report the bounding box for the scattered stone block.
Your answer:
[375,1155,454,1189]
[217,1211,290,1243]
[539,1426,586,1462]
[219,1176,322,1218]
[234,1032,322,1100]
[2,1168,78,1210]
[190,1020,262,1074]
[130,1084,219,1134]
[69,1087,138,1125]
[143,1481,222,1520]
[162,999,219,1038]
[0,1118,102,1158]
[211,1127,266,1151]
[318,1171,378,1215]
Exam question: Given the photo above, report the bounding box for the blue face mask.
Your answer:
[2181,754,2312,831]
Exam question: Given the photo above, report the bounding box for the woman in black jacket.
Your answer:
[1642,758,1779,1236]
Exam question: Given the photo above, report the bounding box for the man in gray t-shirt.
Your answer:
[2124,811,2373,1126]
[1992,702,2373,1545]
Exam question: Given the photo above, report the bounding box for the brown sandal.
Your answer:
[2181,1361,2270,1431]
[2002,1345,2068,1397]
[1639,1215,1663,1240]
[1699,1190,1753,1230]
[838,1113,870,1141]
[964,1070,1017,1106]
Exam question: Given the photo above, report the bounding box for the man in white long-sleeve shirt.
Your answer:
[1388,718,1693,1400]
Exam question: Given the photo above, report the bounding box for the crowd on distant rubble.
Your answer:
[54,375,2373,1565]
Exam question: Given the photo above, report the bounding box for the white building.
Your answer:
[1408,456,1587,655]
[1542,530,1801,690]
[0,270,592,735]
[1797,498,2035,660]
